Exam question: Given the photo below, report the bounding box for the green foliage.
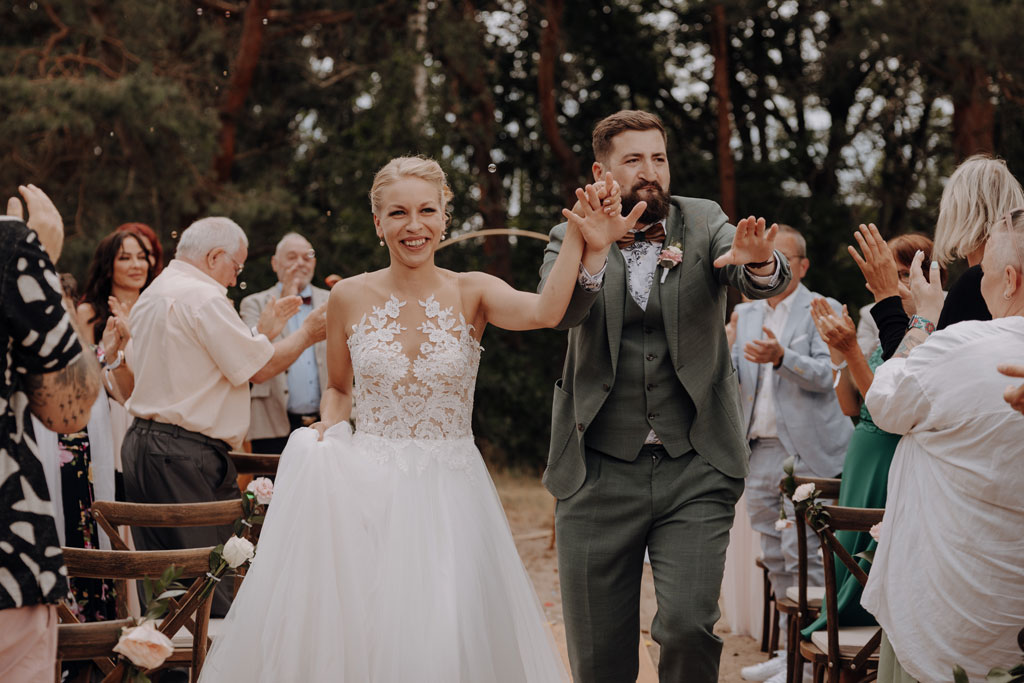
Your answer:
[6,0,1024,467]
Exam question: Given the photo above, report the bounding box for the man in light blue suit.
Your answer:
[732,225,852,682]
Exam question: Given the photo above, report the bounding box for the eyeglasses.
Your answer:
[283,249,316,263]
[227,254,244,276]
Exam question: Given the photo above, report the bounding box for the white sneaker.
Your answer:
[740,652,787,681]
[763,670,788,683]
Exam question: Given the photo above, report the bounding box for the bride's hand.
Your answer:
[310,421,328,441]
[562,178,646,251]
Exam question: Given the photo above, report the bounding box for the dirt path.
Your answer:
[493,470,766,682]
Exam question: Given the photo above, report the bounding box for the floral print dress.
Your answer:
[59,430,118,622]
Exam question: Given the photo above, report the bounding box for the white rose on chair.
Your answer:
[792,482,817,503]
[246,477,274,505]
[113,619,174,670]
[222,536,256,568]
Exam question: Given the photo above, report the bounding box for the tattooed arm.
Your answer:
[23,298,102,433]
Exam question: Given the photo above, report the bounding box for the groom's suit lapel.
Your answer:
[660,204,685,368]
[604,245,626,375]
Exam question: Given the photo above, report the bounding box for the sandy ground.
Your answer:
[492,469,767,683]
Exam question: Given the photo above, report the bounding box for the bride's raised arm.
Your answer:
[466,184,646,332]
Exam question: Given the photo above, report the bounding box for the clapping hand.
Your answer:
[6,184,64,264]
[743,327,784,367]
[725,310,739,349]
[906,250,944,322]
[810,297,857,354]
[257,294,302,339]
[300,303,328,344]
[562,178,647,252]
[713,216,778,268]
[100,315,131,357]
[997,364,1024,415]
[848,224,902,302]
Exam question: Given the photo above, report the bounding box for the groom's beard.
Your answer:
[622,181,670,226]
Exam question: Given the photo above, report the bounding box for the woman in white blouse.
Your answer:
[862,211,1024,682]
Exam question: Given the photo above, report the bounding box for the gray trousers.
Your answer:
[556,445,744,683]
[746,438,825,643]
[121,419,239,617]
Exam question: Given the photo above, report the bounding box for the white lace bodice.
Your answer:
[347,294,481,440]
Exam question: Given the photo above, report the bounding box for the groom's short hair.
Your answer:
[592,110,667,163]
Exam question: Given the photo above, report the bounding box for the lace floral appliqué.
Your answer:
[348,294,482,452]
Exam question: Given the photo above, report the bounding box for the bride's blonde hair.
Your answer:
[369,156,454,225]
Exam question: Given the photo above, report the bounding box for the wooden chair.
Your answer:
[92,499,250,613]
[787,477,839,683]
[755,555,777,653]
[799,505,884,683]
[57,546,215,682]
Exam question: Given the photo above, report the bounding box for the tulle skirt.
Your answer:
[199,424,567,683]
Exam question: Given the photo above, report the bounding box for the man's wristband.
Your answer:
[907,314,935,334]
[746,254,776,269]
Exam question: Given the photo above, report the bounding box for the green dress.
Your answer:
[802,348,900,636]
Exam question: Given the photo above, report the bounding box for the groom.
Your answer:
[540,110,791,682]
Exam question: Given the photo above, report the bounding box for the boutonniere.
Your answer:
[658,243,683,283]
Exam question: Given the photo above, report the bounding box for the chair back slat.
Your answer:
[818,504,882,533]
[794,476,841,499]
[57,619,135,660]
[228,451,280,475]
[821,527,870,587]
[62,547,213,579]
[92,500,243,527]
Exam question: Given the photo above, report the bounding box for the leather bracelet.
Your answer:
[746,254,776,269]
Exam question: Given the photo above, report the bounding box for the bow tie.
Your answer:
[300,295,312,305]
[616,222,666,249]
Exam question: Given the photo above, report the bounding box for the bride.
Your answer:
[199,156,645,682]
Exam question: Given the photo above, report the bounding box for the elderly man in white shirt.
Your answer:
[863,215,1024,683]
[122,217,326,616]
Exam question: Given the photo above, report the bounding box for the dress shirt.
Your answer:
[747,294,795,439]
[282,283,321,414]
[862,318,1024,682]
[126,260,274,448]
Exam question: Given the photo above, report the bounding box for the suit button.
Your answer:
[601,383,610,392]
[646,383,655,391]
[647,412,657,420]
[577,423,585,432]
[646,353,656,361]
[644,327,653,334]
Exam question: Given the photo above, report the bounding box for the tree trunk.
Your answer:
[538,0,581,206]
[409,0,429,130]
[213,0,273,183]
[952,62,995,161]
[710,4,737,221]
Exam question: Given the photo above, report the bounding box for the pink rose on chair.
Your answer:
[869,522,883,542]
[113,619,174,670]
[246,477,274,506]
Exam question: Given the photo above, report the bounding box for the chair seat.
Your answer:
[809,626,881,658]
[785,585,824,607]
[170,618,225,648]
[774,596,799,615]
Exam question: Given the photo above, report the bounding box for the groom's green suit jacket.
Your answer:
[539,196,792,500]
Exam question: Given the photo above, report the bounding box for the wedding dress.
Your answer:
[199,294,568,682]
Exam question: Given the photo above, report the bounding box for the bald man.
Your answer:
[240,233,330,454]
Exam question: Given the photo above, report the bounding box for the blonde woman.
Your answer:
[199,156,644,682]
[852,154,1024,358]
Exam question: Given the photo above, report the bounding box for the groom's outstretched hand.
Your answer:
[713,216,778,269]
[563,178,647,252]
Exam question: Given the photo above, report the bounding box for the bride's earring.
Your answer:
[379,237,385,247]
